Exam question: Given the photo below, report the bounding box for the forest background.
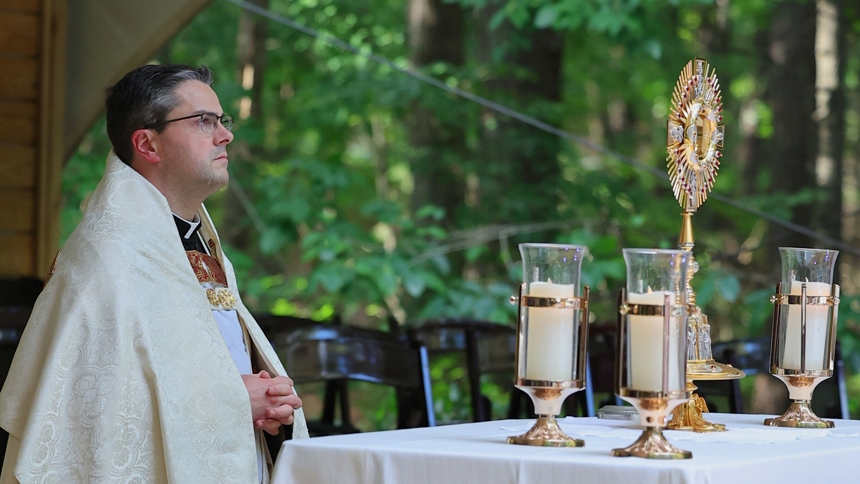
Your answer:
[62,0,860,427]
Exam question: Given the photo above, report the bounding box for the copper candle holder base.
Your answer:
[611,427,692,459]
[506,415,583,447]
[764,400,834,429]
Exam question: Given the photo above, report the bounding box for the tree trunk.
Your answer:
[814,0,845,243]
[767,1,817,249]
[506,27,563,192]
[739,29,771,196]
[697,0,730,55]
[406,0,465,226]
[475,8,563,223]
[841,5,860,294]
[223,0,270,249]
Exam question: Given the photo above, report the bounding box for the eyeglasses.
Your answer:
[143,112,233,133]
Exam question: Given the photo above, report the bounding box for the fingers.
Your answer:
[265,377,295,397]
[266,384,293,398]
[273,376,294,387]
[255,418,281,436]
[264,393,301,412]
[245,373,301,432]
[267,404,294,421]
[283,394,302,410]
[266,397,302,420]
[256,408,295,433]
[258,371,291,387]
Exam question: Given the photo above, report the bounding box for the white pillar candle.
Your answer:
[627,291,682,392]
[782,281,831,370]
[524,281,575,382]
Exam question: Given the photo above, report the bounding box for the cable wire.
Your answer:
[223,0,860,257]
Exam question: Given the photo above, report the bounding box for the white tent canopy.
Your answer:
[63,0,211,159]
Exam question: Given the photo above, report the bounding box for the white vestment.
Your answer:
[0,154,308,483]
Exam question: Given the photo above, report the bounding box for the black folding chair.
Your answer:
[281,325,435,436]
[700,337,848,419]
[408,318,516,422]
[256,314,404,427]
[574,323,621,416]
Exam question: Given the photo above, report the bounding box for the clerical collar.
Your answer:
[173,214,208,254]
[173,213,201,239]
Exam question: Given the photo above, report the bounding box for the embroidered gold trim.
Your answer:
[206,288,236,310]
[218,289,236,309]
[186,250,228,286]
[45,251,59,285]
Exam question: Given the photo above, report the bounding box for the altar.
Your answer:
[272,413,860,484]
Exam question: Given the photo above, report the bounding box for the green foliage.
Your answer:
[61,0,860,424]
[696,267,740,309]
[429,354,473,423]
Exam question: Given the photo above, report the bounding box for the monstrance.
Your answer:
[664,58,744,432]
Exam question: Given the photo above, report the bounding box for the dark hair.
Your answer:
[105,64,213,165]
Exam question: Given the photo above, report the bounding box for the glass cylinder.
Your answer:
[620,249,689,393]
[517,243,587,384]
[775,247,839,371]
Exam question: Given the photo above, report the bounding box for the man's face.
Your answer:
[155,80,234,197]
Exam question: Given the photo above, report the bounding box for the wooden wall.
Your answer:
[0,0,65,279]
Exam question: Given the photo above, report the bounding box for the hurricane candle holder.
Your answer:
[612,249,692,459]
[765,247,840,429]
[507,243,589,447]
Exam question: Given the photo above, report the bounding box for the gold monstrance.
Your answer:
[665,58,744,432]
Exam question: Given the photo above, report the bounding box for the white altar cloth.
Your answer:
[272,413,860,484]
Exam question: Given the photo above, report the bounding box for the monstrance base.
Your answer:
[506,415,584,447]
[667,392,726,433]
[611,427,692,459]
[764,401,834,429]
[686,358,745,381]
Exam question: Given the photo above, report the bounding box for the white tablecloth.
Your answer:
[272,413,860,484]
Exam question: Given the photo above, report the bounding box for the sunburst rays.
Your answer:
[667,58,724,212]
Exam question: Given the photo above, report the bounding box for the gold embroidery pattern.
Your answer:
[218,290,236,309]
[186,251,228,286]
[45,252,59,285]
[206,288,236,310]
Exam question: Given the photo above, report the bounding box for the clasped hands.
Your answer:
[242,370,302,435]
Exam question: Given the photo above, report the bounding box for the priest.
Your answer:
[0,64,308,483]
